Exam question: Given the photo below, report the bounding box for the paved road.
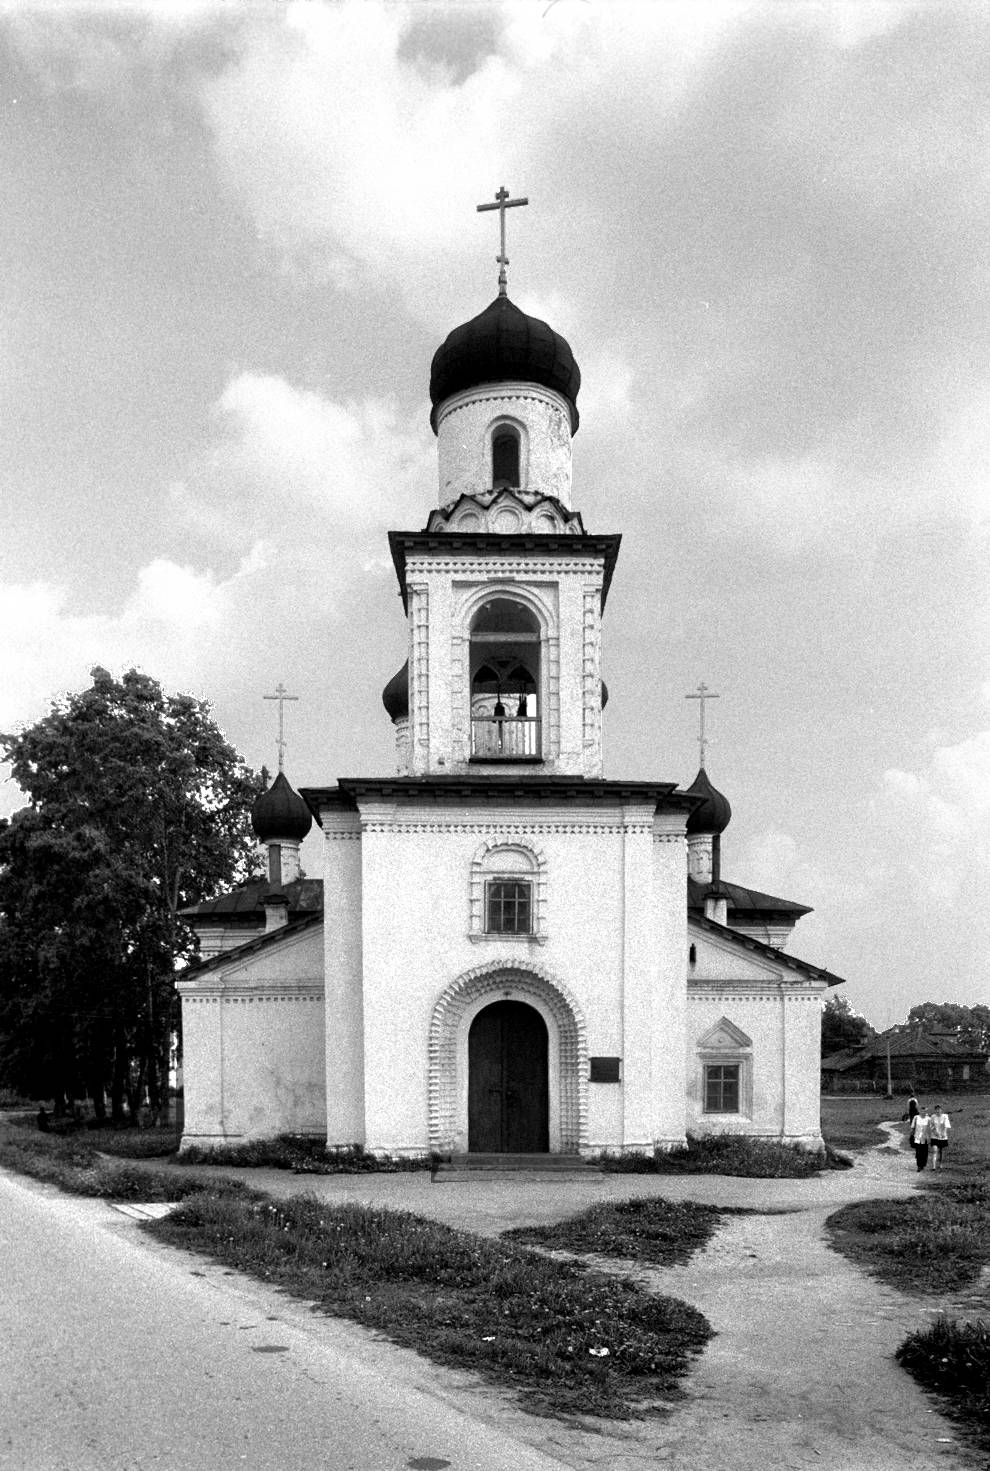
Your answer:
[0,1169,569,1471]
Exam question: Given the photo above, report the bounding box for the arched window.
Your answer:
[469,598,540,760]
[469,841,548,943]
[491,426,521,488]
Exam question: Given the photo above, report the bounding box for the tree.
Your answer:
[821,994,874,1058]
[902,1002,990,1052]
[0,668,262,1119]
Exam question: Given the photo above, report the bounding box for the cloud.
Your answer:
[0,547,267,812]
[878,729,990,904]
[173,371,433,552]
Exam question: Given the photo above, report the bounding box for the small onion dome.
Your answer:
[382,660,409,722]
[684,767,732,835]
[429,295,581,434]
[251,770,312,843]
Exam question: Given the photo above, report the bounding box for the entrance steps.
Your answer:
[432,1152,600,1180]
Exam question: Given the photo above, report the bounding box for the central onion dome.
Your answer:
[251,770,313,843]
[429,295,581,434]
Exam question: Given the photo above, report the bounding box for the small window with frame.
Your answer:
[485,878,532,935]
[704,1063,741,1114]
[491,426,521,488]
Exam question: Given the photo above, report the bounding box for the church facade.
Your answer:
[178,268,840,1158]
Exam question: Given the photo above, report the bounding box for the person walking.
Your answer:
[928,1103,951,1170]
[910,1106,930,1172]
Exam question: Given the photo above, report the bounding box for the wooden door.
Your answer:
[468,1000,549,1153]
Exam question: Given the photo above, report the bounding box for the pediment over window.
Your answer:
[697,1017,752,1052]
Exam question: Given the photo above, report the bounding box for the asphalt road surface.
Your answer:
[0,1169,570,1471]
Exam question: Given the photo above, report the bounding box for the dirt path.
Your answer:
[37,1125,986,1470]
[211,1135,978,1470]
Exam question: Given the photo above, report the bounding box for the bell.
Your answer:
[493,698,506,718]
[516,694,528,717]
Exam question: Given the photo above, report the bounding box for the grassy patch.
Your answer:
[896,1317,990,1457]
[825,1172,990,1295]
[504,1196,729,1267]
[177,1137,430,1173]
[0,1128,207,1202]
[820,1095,902,1151]
[146,1189,712,1419]
[598,1134,828,1178]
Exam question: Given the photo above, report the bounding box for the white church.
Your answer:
[178,202,841,1159]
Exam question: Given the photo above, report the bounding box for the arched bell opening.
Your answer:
[469,598,541,760]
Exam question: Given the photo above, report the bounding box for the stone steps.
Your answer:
[432,1152,600,1179]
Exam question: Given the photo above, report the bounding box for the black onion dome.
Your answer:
[684,767,732,835]
[382,660,409,722]
[429,295,580,434]
[251,771,312,843]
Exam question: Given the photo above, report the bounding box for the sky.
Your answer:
[1,0,988,1028]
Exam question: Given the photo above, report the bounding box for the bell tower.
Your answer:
[383,190,619,780]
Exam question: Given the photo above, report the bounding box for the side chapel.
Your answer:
[178,195,841,1158]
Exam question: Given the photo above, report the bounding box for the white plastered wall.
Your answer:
[178,924,325,1150]
[435,383,573,506]
[353,797,688,1158]
[685,925,827,1146]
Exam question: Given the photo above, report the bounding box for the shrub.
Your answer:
[176,1137,430,1173]
[598,1134,824,1178]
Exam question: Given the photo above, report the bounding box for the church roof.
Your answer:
[180,910,323,975]
[429,294,581,433]
[388,530,622,614]
[690,912,845,988]
[687,877,811,918]
[301,775,692,819]
[181,876,324,920]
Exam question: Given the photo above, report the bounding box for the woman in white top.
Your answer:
[928,1104,951,1170]
[910,1108,930,1172]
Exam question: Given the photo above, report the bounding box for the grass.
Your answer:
[0,1122,713,1420]
[825,1180,990,1295]
[0,1126,208,1202]
[146,1190,712,1419]
[895,1317,990,1454]
[820,1094,903,1151]
[504,1196,733,1267]
[598,1133,838,1177]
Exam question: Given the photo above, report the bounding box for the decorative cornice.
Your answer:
[435,383,572,431]
[387,531,621,613]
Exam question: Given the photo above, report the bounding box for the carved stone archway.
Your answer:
[428,959,587,1154]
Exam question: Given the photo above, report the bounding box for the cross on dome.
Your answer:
[476,185,528,296]
[686,682,720,770]
[263,681,299,773]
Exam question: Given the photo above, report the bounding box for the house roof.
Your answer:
[822,1032,988,1070]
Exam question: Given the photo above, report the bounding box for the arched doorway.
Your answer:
[468,1000,549,1153]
